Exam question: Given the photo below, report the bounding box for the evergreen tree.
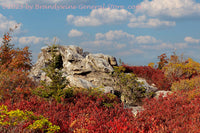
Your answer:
[43,54,65,89]
[0,32,14,66]
[43,44,68,89]
[33,43,71,101]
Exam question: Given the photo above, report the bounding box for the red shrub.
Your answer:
[2,81,200,132]
[1,31,200,132]
[1,93,136,133]
[133,92,200,132]
[123,65,172,90]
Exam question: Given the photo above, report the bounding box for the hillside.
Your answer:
[0,32,200,132]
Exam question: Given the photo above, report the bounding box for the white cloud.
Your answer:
[18,36,49,45]
[80,40,127,53]
[184,36,200,43]
[67,8,132,26]
[95,30,159,44]
[128,15,176,28]
[136,0,200,18]
[67,15,102,26]
[80,30,192,60]
[141,42,188,50]
[135,36,159,44]
[96,30,135,41]
[80,30,160,55]
[67,8,176,28]
[68,29,83,37]
[0,14,21,34]
[81,40,117,48]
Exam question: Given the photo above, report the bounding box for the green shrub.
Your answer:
[32,43,70,102]
[112,66,146,106]
[42,44,68,91]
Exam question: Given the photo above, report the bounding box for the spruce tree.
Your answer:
[42,44,67,90]
[33,43,72,101]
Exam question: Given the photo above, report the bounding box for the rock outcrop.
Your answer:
[30,45,165,114]
[136,77,158,93]
[30,45,118,89]
[30,45,158,97]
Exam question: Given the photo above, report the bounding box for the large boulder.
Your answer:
[30,45,169,114]
[30,45,159,101]
[29,45,118,89]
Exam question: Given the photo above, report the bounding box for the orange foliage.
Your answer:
[0,31,34,101]
[0,32,32,71]
[157,53,168,69]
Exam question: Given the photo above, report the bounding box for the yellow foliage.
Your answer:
[171,76,200,92]
[148,62,155,68]
[163,56,200,80]
[185,58,200,73]
[0,105,60,132]
[0,105,33,126]
[28,118,60,133]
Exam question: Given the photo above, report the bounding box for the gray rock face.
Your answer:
[67,75,95,89]
[30,45,160,96]
[30,45,161,97]
[30,45,117,89]
[155,91,173,99]
[136,77,158,93]
[30,45,174,115]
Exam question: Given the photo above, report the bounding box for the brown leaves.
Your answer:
[0,33,32,71]
[0,30,34,101]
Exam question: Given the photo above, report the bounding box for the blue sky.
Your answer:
[0,0,200,65]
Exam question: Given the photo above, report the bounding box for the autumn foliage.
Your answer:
[157,53,169,69]
[133,92,200,132]
[171,75,200,92]
[123,65,172,90]
[0,31,200,132]
[0,32,35,101]
[0,32,31,70]
[1,85,200,132]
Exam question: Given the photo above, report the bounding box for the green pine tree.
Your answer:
[42,44,67,90]
[33,43,72,102]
